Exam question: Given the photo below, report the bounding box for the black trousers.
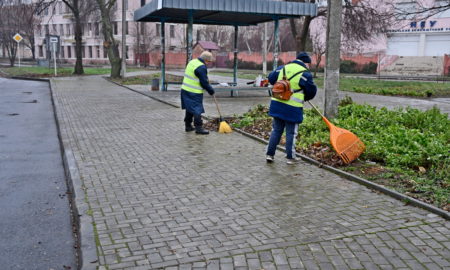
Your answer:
[184,111,202,127]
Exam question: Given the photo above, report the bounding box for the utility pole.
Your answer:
[262,23,267,75]
[324,0,342,118]
[120,0,127,78]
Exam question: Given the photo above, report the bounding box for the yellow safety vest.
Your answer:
[181,59,205,94]
[272,63,307,108]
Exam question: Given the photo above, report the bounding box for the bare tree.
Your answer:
[0,1,22,66]
[392,0,450,20]
[285,0,393,54]
[95,0,121,78]
[310,18,326,78]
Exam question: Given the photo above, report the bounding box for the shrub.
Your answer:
[360,62,378,74]
[340,60,358,73]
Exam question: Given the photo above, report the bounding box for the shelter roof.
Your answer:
[134,0,318,26]
[195,41,220,51]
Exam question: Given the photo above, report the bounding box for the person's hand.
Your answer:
[209,90,215,96]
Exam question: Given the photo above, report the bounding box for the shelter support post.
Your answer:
[273,18,280,70]
[187,10,193,63]
[161,20,166,91]
[233,25,238,86]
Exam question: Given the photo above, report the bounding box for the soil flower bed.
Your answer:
[205,98,450,212]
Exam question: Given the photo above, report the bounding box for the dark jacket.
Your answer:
[181,58,215,115]
[267,60,317,123]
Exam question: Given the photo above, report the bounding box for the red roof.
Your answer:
[196,41,220,51]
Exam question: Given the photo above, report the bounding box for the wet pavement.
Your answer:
[50,75,449,270]
[0,78,77,270]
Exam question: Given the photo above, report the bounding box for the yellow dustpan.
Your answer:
[213,95,232,133]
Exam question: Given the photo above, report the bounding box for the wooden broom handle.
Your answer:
[213,95,222,118]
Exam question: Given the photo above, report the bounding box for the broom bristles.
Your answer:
[219,121,232,133]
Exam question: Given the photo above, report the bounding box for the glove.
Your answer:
[209,89,215,96]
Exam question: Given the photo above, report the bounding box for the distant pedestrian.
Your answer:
[181,51,216,135]
[266,52,317,164]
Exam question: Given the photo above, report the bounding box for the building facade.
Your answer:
[34,0,186,65]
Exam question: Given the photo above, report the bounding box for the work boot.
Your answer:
[195,127,209,135]
[185,125,195,132]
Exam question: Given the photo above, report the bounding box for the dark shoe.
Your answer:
[195,127,209,135]
[185,126,195,132]
[266,155,274,163]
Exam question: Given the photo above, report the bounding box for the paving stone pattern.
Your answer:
[52,77,450,270]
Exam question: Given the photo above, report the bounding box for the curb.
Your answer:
[48,79,98,270]
[109,80,450,221]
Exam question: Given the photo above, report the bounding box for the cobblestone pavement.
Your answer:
[52,76,449,270]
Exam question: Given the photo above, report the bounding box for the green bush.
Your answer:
[360,62,378,74]
[340,60,358,73]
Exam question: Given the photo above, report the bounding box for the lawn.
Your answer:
[0,66,141,77]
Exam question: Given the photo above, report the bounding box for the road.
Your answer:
[0,78,77,270]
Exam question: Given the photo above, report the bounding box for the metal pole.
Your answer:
[233,25,238,86]
[187,10,193,63]
[53,43,57,76]
[161,20,166,91]
[18,42,21,68]
[120,0,127,78]
[273,18,279,70]
[262,23,267,75]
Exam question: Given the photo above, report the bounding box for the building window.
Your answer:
[37,25,42,37]
[45,25,49,35]
[88,46,92,58]
[126,22,129,35]
[60,24,64,36]
[114,22,118,35]
[53,24,57,34]
[126,45,129,59]
[170,25,175,38]
[140,0,145,7]
[61,46,64,58]
[39,46,43,57]
[96,46,100,58]
[94,23,99,36]
[103,47,107,58]
[59,2,63,14]
[156,23,160,36]
[68,46,71,58]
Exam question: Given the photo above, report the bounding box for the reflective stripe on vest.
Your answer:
[181,59,205,94]
[271,63,307,107]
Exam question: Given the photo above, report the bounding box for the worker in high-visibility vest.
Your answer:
[181,51,215,135]
[266,52,317,165]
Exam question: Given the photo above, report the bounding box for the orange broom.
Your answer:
[212,95,232,133]
[308,101,365,164]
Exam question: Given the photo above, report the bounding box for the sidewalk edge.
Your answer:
[49,79,99,270]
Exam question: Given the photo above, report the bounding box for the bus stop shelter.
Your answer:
[134,0,318,91]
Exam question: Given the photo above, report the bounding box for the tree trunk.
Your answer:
[97,0,121,78]
[73,11,84,75]
[297,16,313,52]
[324,0,342,118]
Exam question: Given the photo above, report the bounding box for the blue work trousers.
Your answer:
[266,117,299,159]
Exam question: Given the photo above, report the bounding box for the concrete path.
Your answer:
[51,76,449,270]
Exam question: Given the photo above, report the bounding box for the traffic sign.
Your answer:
[50,37,58,43]
[13,33,23,43]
